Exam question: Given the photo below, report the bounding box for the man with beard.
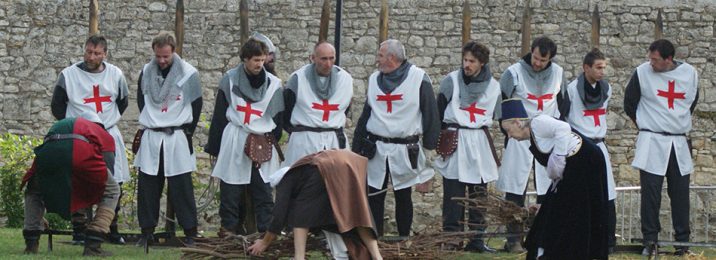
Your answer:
[281,41,353,258]
[559,48,617,253]
[434,41,500,253]
[251,32,277,75]
[495,36,566,252]
[134,31,202,247]
[352,39,440,238]
[206,38,284,238]
[50,34,130,245]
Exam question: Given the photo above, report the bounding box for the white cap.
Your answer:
[251,32,276,53]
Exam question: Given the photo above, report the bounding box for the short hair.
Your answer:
[380,39,406,62]
[462,41,490,64]
[583,48,606,66]
[152,31,176,51]
[531,36,557,58]
[648,39,675,60]
[240,38,269,61]
[85,34,108,52]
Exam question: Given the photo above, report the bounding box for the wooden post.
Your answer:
[89,0,99,35]
[520,0,532,57]
[462,0,471,45]
[175,0,185,56]
[319,0,331,42]
[240,0,249,45]
[655,8,663,40]
[591,4,600,48]
[378,0,388,44]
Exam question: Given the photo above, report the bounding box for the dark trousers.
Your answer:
[640,147,690,245]
[219,166,274,233]
[110,182,123,233]
[442,178,488,246]
[607,199,616,247]
[368,161,413,237]
[137,149,198,234]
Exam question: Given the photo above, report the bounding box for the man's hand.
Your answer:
[210,155,217,168]
[415,179,433,193]
[248,239,269,256]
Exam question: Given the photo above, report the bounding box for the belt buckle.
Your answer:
[162,128,174,135]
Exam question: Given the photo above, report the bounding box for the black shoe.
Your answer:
[135,233,154,247]
[465,243,497,253]
[72,232,85,245]
[674,247,693,256]
[108,233,125,245]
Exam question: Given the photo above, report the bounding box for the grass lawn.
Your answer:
[2,228,715,259]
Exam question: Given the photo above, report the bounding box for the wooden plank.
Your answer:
[591,4,600,48]
[379,0,388,44]
[655,8,663,40]
[520,0,532,56]
[462,0,471,45]
[240,0,249,45]
[89,0,99,35]
[175,0,185,56]
[319,0,331,42]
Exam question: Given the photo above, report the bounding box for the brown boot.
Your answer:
[23,230,41,254]
[83,230,112,257]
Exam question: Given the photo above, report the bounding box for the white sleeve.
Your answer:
[531,115,572,156]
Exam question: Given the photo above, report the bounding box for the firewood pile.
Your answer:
[452,192,535,228]
[180,233,329,259]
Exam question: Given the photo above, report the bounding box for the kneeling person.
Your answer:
[22,117,120,256]
[500,99,609,260]
[248,150,382,260]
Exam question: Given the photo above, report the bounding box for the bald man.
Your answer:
[281,42,354,258]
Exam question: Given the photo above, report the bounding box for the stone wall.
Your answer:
[1,0,715,233]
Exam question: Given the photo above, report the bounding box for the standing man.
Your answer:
[283,41,353,167]
[282,40,353,259]
[560,48,617,253]
[23,117,121,256]
[206,38,284,237]
[434,41,500,253]
[134,31,202,246]
[495,36,565,252]
[624,39,698,256]
[50,34,129,245]
[352,39,440,237]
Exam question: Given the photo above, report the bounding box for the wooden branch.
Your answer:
[89,0,99,35]
[520,0,532,57]
[379,0,389,44]
[655,8,663,40]
[175,0,185,56]
[591,3,600,48]
[240,0,249,45]
[319,0,331,42]
[462,0,471,45]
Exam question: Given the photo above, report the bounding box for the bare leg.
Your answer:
[356,227,382,260]
[292,228,309,260]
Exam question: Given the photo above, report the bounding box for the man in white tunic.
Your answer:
[434,41,499,253]
[495,36,565,252]
[282,41,353,259]
[352,39,440,237]
[50,34,130,245]
[134,32,202,247]
[559,48,617,253]
[623,39,698,256]
[206,38,284,237]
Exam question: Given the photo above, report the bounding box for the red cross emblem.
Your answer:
[460,102,486,123]
[583,108,607,126]
[236,102,263,124]
[657,80,685,110]
[376,92,403,113]
[311,99,340,122]
[527,93,553,111]
[83,85,112,113]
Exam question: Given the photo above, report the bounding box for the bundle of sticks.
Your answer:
[452,191,535,228]
[180,233,329,259]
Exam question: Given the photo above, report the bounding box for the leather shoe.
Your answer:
[674,247,694,256]
[465,243,497,253]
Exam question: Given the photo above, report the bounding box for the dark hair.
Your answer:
[152,31,176,51]
[240,38,269,61]
[462,41,490,64]
[530,36,557,58]
[85,34,108,52]
[583,48,606,66]
[648,39,675,60]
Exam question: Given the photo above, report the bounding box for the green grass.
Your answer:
[0,228,181,259]
[2,227,715,259]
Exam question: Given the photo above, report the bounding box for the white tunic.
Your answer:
[62,61,130,183]
[365,65,433,190]
[565,79,616,200]
[134,59,198,177]
[496,63,563,196]
[283,65,353,167]
[211,72,282,185]
[632,62,698,176]
[433,70,500,184]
